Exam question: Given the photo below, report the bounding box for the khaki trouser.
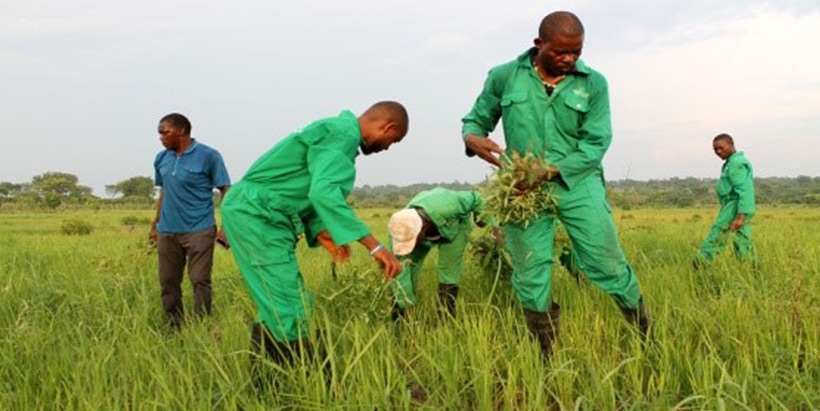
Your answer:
[157,227,216,323]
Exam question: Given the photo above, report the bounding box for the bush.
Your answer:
[61,219,93,236]
[120,215,151,228]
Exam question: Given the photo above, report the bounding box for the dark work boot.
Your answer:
[620,298,652,338]
[250,323,275,390]
[523,302,561,362]
[438,283,459,318]
[250,323,312,391]
[390,300,406,322]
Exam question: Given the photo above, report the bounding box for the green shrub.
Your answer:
[61,219,93,235]
[120,215,151,228]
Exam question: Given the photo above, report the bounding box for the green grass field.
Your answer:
[1,207,818,410]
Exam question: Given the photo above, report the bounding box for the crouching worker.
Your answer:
[220,101,408,387]
[388,188,485,319]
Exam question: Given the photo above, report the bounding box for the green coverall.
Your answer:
[697,151,755,262]
[390,188,484,308]
[221,111,371,342]
[462,49,644,312]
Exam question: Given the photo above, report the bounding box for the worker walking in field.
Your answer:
[149,113,231,329]
[694,133,756,268]
[220,102,408,385]
[461,11,651,361]
[388,188,485,319]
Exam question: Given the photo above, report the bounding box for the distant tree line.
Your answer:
[350,181,477,208]
[351,177,820,209]
[607,176,820,209]
[0,173,155,209]
[2,173,820,210]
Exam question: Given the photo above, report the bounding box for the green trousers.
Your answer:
[504,174,643,312]
[697,201,754,262]
[391,219,471,308]
[221,182,312,342]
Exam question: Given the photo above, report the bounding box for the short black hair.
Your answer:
[539,11,584,41]
[713,133,734,145]
[160,113,192,135]
[364,101,409,133]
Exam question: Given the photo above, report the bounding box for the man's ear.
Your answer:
[381,121,396,134]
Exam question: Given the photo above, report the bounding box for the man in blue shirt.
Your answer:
[150,113,231,328]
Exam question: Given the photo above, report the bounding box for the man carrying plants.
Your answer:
[220,101,408,385]
[694,133,756,268]
[387,187,485,319]
[150,113,231,329]
[461,11,651,361]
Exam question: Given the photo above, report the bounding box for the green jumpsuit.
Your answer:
[390,188,484,308]
[221,111,371,342]
[697,151,755,262]
[462,49,644,312]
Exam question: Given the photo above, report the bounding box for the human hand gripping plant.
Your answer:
[479,151,558,228]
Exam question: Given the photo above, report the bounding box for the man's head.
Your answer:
[533,11,585,77]
[358,101,409,155]
[158,113,192,151]
[712,133,736,160]
[388,208,423,256]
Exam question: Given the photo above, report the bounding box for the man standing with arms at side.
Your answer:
[461,11,651,361]
[150,113,231,329]
[694,133,756,268]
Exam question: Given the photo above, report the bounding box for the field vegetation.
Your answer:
[1,206,818,409]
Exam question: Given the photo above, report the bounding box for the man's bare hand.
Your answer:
[465,135,504,167]
[216,228,230,249]
[317,230,351,262]
[512,162,560,194]
[730,214,745,231]
[372,248,402,279]
[148,225,158,245]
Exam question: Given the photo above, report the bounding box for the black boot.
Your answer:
[250,323,312,390]
[438,283,459,318]
[523,302,561,362]
[250,323,276,390]
[620,298,652,338]
[391,301,406,322]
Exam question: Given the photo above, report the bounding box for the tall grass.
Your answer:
[0,207,817,409]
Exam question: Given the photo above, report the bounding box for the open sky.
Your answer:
[2,0,819,196]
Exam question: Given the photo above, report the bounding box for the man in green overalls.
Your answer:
[387,188,485,319]
[694,133,756,267]
[461,11,651,360]
[221,101,408,378]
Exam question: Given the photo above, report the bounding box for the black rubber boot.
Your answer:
[250,323,312,391]
[438,283,459,318]
[250,323,276,390]
[523,302,561,362]
[390,301,406,322]
[620,298,652,338]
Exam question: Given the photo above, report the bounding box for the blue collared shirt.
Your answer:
[154,140,231,233]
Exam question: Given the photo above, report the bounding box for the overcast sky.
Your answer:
[2,0,819,195]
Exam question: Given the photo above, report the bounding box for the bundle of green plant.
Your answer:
[318,262,393,324]
[479,151,558,227]
[60,219,93,235]
[470,228,513,280]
